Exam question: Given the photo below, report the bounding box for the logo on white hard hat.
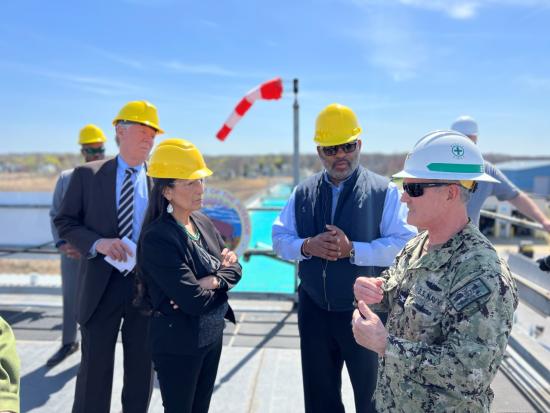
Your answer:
[451,145,465,159]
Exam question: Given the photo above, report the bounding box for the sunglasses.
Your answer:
[402,182,451,198]
[321,141,358,157]
[82,147,105,155]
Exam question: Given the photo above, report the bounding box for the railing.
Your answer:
[480,209,545,231]
[1,204,549,407]
[478,210,550,411]
[0,242,56,258]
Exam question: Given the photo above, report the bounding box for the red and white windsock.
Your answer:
[216,77,283,141]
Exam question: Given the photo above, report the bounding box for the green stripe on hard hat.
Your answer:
[427,163,483,173]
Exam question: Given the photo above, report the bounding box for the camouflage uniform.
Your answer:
[372,222,518,413]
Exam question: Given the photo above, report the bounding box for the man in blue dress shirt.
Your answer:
[55,101,163,413]
[272,103,416,413]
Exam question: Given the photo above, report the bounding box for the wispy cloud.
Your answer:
[398,0,481,19]
[160,61,269,79]
[161,61,239,77]
[121,0,176,5]
[35,70,144,96]
[349,12,428,81]
[91,48,144,70]
[199,19,219,28]
[0,60,144,95]
[355,0,550,20]
[518,74,550,90]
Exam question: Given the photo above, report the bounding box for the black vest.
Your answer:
[295,166,389,311]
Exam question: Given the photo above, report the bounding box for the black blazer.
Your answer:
[138,211,242,355]
[54,157,152,325]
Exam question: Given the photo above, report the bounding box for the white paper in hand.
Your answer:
[104,236,137,272]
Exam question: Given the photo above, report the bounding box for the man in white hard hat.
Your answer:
[451,115,550,232]
[352,130,518,412]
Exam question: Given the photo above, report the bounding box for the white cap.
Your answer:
[451,115,478,137]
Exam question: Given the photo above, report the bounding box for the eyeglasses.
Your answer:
[321,141,358,157]
[82,147,105,155]
[402,182,450,197]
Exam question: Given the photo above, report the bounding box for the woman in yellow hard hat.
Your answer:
[136,138,242,413]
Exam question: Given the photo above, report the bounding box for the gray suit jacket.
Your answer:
[50,169,73,246]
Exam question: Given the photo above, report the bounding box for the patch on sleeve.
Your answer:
[450,278,491,312]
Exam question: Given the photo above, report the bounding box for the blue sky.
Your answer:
[1,0,549,156]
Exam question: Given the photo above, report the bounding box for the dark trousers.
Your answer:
[298,288,380,413]
[72,273,153,413]
[60,255,80,345]
[153,338,223,413]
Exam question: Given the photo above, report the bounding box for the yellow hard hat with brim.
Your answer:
[147,138,213,180]
[314,103,362,146]
[78,124,107,145]
[113,100,164,134]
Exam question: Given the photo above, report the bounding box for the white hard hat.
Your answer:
[451,115,478,136]
[393,130,499,183]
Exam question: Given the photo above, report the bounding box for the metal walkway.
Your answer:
[0,293,539,413]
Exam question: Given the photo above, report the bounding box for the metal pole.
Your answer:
[293,79,300,188]
[292,78,300,299]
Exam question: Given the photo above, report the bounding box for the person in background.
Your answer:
[353,130,518,412]
[55,100,162,413]
[138,138,241,413]
[272,103,416,413]
[46,124,107,367]
[0,316,19,413]
[451,115,550,232]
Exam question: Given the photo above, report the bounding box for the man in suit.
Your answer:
[47,124,107,368]
[55,101,163,413]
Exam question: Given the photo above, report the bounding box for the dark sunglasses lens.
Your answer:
[322,142,357,156]
[84,147,105,155]
[322,146,338,156]
[404,183,423,197]
[343,142,357,153]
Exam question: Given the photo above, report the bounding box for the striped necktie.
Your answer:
[118,168,136,266]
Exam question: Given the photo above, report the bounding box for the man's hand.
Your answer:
[198,275,220,290]
[59,243,81,260]
[325,225,353,257]
[352,301,388,356]
[354,277,384,304]
[221,248,237,267]
[96,238,133,261]
[542,219,550,233]
[302,231,341,261]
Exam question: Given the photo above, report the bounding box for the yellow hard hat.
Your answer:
[147,138,213,180]
[78,124,107,145]
[112,100,164,134]
[314,103,362,146]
